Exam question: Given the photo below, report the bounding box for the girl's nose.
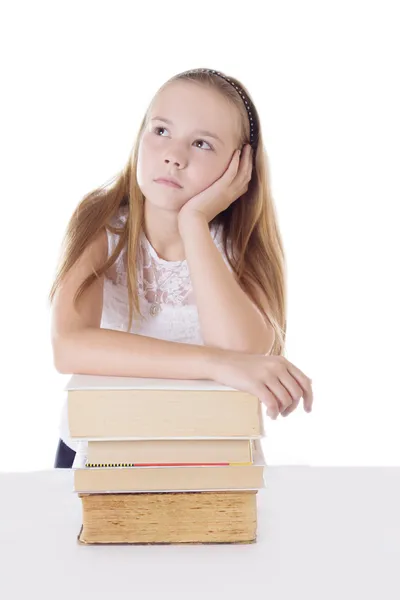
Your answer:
[163,147,187,168]
[164,158,181,167]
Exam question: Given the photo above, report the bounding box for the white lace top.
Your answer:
[59,204,234,450]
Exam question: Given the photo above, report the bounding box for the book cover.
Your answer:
[72,439,266,493]
[85,438,254,465]
[67,387,265,439]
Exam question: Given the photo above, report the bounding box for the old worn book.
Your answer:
[85,438,254,466]
[66,374,264,440]
[72,439,266,493]
[77,490,258,544]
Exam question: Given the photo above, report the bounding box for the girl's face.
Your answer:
[136,80,242,212]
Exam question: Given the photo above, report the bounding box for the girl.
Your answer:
[49,67,313,468]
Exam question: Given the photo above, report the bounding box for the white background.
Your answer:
[1,0,399,471]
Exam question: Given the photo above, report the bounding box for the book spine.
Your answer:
[84,462,253,468]
[74,436,263,441]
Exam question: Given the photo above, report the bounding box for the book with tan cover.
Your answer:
[86,438,254,465]
[66,374,264,440]
[72,439,266,493]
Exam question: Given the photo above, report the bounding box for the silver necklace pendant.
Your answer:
[149,302,162,317]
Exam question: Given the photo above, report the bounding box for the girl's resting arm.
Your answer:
[179,212,275,354]
[50,228,224,379]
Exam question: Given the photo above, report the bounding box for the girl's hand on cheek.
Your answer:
[178,144,254,226]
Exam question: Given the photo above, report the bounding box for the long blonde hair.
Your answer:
[48,68,287,355]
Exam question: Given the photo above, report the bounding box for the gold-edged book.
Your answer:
[77,490,258,545]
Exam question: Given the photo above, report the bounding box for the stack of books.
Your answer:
[67,374,266,545]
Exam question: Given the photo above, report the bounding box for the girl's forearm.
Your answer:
[53,327,224,379]
[179,213,274,354]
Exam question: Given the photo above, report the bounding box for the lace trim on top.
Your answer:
[105,205,235,309]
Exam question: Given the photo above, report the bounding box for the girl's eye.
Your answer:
[153,126,213,151]
[193,139,213,151]
[154,126,168,137]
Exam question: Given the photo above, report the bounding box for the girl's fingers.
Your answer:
[263,378,294,411]
[226,145,252,198]
[277,374,304,407]
[286,363,314,411]
[255,385,280,419]
[242,145,253,181]
[281,398,300,417]
[226,149,241,179]
[264,360,313,417]
[234,147,252,188]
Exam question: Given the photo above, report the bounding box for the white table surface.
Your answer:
[0,467,399,600]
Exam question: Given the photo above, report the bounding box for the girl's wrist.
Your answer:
[201,345,231,381]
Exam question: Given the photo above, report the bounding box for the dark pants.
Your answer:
[54,438,76,468]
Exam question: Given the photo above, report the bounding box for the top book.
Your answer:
[66,374,265,440]
[65,374,244,392]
